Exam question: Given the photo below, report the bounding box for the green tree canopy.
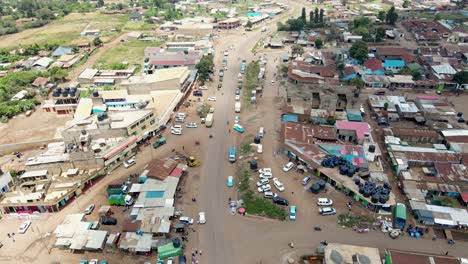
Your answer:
[385,6,398,25]
[349,41,368,63]
[245,20,253,29]
[453,71,468,85]
[93,37,103,46]
[196,54,214,85]
[291,44,304,57]
[314,39,323,49]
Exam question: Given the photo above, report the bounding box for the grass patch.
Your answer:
[240,139,253,155]
[337,212,375,228]
[243,60,260,104]
[237,168,286,220]
[122,21,154,31]
[95,39,164,69]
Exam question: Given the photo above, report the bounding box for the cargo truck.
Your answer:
[235,102,241,113]
[106,184,128,196]
[205,113,214,127]
[108,194,134,206]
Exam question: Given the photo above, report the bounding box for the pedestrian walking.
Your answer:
[7,233,10,238]
[445,251,449,256]
[195,249,199,255]
[199,250,202,255]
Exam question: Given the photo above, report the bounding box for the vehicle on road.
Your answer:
[394,203,407,229]
[264,192,278,199]
[153,136,167,148]
[235,89,241,95]
[18,220,31,234]
[256,178,270,187]
[166,257,174,264]
[227,176,234,187]
[89,259,98,264]
[171,129,182,135]
[186,122,198,128]
[199,86,208,90]
[100,217,117,225]
[258,127,265,137]
[234,116,240,123]
[198,212,206,224]
[219,69,224,77]
[282,162,295,172]
[176,112,186,119]
[193,90,203,96]
[208,97,216,101]
[205,113,214,127]
[289,206,297,221]
[80,260,88,264]
[218,83,222,89]
[124,157,136,168]
[273,197,289,206]
[317,198,333,206]
[235,102,241,113]
[273,178,285,192]
[301,176,312,185]
[235,95,240,101]
[257,184,271,193]
[180,216,194,225]
[171,125,183,130]
[233,124,245,133]
[228,147,236,162]
[108,194,133,206]
[319,207,337,215]
[271,80,275,83]
[84,204,95,215]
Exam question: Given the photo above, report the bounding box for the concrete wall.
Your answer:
[0,138,62,156]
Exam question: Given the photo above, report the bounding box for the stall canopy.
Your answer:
[157,242,183,259]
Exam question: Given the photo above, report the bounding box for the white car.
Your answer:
[176,113,186,118]
[198,212,206,224]
[317,198,333,206]
[175,117,185,123]
[282,162,295,172]
[84,204,95,215]
[171,129,182,135]
[186,122,198,128]
[18,220,31,234]
[89,260,98,264]
[259,172,272,179]
[259,168,272,174]
[199,86,208,90]
[235,95,240,101]
[273,177,285,192]
[264,191,278,199]
[256,178,270,187]
[271,80,275,83]
[171,125,183,130]
[124,158,136,168]
[257,184,271,193]
[207,97,216,101]
[234,116,240,124]
[180,216,194,225]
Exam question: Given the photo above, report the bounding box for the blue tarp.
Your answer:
[282,114,298,123]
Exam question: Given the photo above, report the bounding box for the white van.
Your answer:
[259,127,265,138]
[198,212,206,224]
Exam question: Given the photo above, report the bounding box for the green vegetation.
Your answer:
[385,6,398,26]
[240,140,253,155]
[337,212,375,228]
[96,40,161,70]
[291,44,304,57]
[453,71,468,86]
[349,41,369,63]
[398,67,422,81]
[278,7,326,31]
[245,20,253,29]
[243,61,260,102]
[351,17,386,42]
[314,39,323,49]
[196,54,214,85]
[237,168,286,220]
[434,196,458,207]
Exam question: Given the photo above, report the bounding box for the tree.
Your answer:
[402,0,409,8]
[289,18,305,31]
[314,39,323,49]
[412,71,422,80]
[291,44,304,57]
[97,0,105,8]
[245,20,253,29]
[375,27,386,42]
[319,9,324,24]
[377,11,386,22]
[196,54,214,85]
[48,67,68,82]
[279,64,289,75]
[301,7,306,22]
[349,41,368,63]
[314,7,319,24]
[350,77,364,89]
[453,71,468,85]
[309,10,314,24]
[385,6,398,25]
[93,37,103,46]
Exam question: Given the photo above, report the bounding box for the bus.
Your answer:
[394,203,407,229]
[228,147,236,162]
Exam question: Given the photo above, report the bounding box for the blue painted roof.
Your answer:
[383,60,405,68]
[52,46,73,57]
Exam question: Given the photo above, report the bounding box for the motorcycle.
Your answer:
[314,226,321,231]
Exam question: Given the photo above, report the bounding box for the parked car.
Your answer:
[319,207,336,215]
[166,257,174,264]
[175,117,185,123]
[171,129,182,135]
[100,217,117,225]
[80,260,88,264]
[99,260,108,264]
[257,184,271,193]
[301,176,312,185]
[273,197,289,206]
[199,86,208,90]
[234,116,240,124]
[272,178,285,192]
[198,212,206,224]
[84,204,95,215]
[89,259,98,264]
[259,168,272,174]
[264,192,278,199]
[207,97,217,101]
[256,178,270,187]
[235,95,240,101]
[179,216,194,225]
[289,206,297,221]
[123,158,136,168]
[193,90,203,96]
[227,176,234,187]
[186,122,198,128]
[171,125,183,130]
[218,83,222,89]
[317,198,333,206]
[176,112,186,118]
[18,220,31,234]
[259,172,272,179]
[235,89,240,95]
[282,162,295,172]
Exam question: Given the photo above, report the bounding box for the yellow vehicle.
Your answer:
[187,156,201,167]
